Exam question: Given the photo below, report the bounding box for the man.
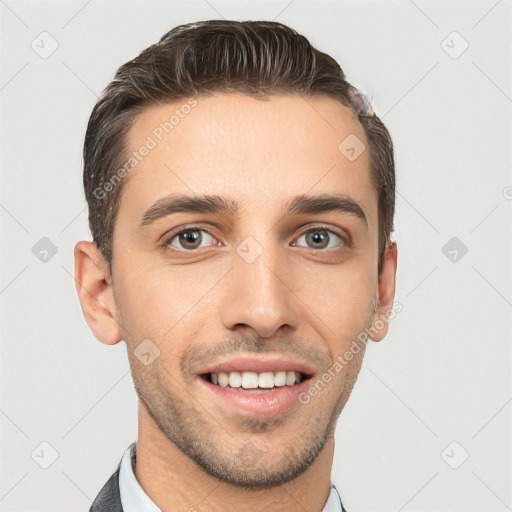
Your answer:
[75,19,397,512]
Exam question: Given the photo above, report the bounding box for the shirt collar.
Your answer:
[118,442,345,512]
[119,442,160,512]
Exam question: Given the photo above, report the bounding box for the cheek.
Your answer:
[302,263,376,349]
[115,263,216,342]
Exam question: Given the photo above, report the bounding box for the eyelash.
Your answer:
[160,224,350,252]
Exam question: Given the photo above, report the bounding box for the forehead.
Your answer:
[119,93,376,226]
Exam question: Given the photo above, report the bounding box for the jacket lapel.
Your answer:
[89,466,123,512]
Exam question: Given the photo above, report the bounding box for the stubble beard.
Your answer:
[125,296,376,489]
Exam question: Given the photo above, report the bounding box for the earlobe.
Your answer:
[370,241,398,342]
[74,241,123,345]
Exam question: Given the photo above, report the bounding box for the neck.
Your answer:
[134,402,335,512]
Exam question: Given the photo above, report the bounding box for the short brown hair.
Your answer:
[83,20,395,274]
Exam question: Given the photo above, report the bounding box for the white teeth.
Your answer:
[229,371,242,387]
[209,370,304,389]
[274,371,287,387]
[258,372,274,388]
[286,371,296,386]
[241,371,258,389]
[218,372,229,387]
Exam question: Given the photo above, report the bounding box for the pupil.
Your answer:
[181,231,200,248]
[308,230,328,249]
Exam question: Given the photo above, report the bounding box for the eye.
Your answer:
[165,228,221,251]
[293,227,347,250]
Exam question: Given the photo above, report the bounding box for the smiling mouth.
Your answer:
[200,370,308,391]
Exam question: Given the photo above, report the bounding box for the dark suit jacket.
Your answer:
[90,463,123,512]
[89,449,348,512]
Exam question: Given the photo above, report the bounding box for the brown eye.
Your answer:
[168,229,218,251]
[294,228,346,250]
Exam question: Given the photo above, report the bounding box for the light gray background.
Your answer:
[1,0,511,510]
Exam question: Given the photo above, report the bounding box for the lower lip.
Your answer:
[197,376,311,416]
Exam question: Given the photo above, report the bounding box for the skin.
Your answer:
[75,93,397,512]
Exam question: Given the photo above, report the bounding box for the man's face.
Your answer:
[110,94,383,487]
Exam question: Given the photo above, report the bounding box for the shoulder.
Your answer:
[89,466,123,512]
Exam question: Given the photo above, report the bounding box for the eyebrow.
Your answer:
[139,192,367,228]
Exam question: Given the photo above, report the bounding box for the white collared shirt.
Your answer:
[118,443,346,511]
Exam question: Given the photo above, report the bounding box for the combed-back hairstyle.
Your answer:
[83,20,395,273]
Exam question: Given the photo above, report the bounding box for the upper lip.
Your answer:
[197,356,315,378]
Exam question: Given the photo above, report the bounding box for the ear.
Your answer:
[74,241,122,345]
[370,241,398,342]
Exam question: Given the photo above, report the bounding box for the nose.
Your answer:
[219,242,301,339]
